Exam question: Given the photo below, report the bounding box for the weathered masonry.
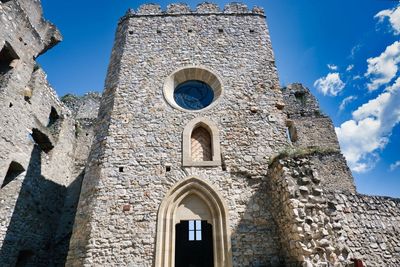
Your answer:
[1,1,400,267]
[0,1,100,266]
[64,2,400,267]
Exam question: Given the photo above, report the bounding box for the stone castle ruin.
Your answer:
[0,1,399,266]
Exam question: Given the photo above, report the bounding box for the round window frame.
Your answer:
[163,66,223,112]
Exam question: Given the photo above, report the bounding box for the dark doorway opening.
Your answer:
[175,220,214,267]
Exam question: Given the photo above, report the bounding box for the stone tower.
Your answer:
[64,2,400,267]
[2,1,400,267]
[67,2,288,266]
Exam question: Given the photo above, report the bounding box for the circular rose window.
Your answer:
[174,80,214,110]
[163,67,223,112]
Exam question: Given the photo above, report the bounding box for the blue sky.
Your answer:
[38,1,400,197]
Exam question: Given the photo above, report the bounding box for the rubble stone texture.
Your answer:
[0,1,399,267]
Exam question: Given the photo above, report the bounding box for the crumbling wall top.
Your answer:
[282,83,322,118]
[123,2,265,20]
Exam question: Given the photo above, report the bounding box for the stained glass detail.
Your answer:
[174,80,214,110]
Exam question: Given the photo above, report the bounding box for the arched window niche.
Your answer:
[182,117,221,167]
[155,177,232,267]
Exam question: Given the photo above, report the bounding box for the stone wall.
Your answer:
[282,84,341,151]
[67,3,288,266]
[325,193,400,267]
[2,1,399,267]
[0,1,100,266]
[281,83,355,193]
[268,152,400,267]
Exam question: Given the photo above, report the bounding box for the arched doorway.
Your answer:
[175,193,214,267]
[155,177,232,267]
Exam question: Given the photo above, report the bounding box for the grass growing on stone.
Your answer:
[268,146,339,166]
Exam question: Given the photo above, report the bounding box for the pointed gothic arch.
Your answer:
[182,117,221,167]
[155,177,232,267]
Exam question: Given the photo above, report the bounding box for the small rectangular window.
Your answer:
[196,230,202,241]
[188,220,202,241]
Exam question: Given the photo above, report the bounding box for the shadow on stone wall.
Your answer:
[0,146,83,267]
[230,177,285,267]
[52,170,85,267]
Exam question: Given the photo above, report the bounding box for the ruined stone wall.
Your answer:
[325,193,400,267]
[0,66,76,266]
[281,83,355,193]
[282,83,340,151]
[67,3,288,266]
[0,1,99,266]
[268,153,400,267]
[51,93,101,267]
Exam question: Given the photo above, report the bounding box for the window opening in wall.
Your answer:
[218,29,223,33]
[294,91,306,104]
[9,102,13,107]
[191,127,212,161]
[15,250,34,267]
[221,156,227,171]
[24,95,31,103]
[174,80,214,111]
[1,161,25,188]
[0,41,19,75]
[31,128,54,153]
[286,121,298,144]
[249,29,255,33]
[119,167,124,173]
[165,165,171,172]
[47,107,60,127]
[188,220,202,241]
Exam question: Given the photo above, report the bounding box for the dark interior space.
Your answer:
[175,220,214,267]
[47,107,60,128]
[0,42,19,75]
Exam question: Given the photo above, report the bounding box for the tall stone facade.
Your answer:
[1,1,400,267]
[66,3,288,266]
[0,1,100,266]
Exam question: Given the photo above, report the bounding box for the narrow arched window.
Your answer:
[191,126,212,161]
[182,118,221,167]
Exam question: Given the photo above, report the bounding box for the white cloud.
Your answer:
[339,95,357,112]
[390,161,400,171]
[335,77,400,173]
[314,72,345,96]
[375,4,400,35]
[365,41,400,91]
[327,64,338,71]
[346,64,354,72]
